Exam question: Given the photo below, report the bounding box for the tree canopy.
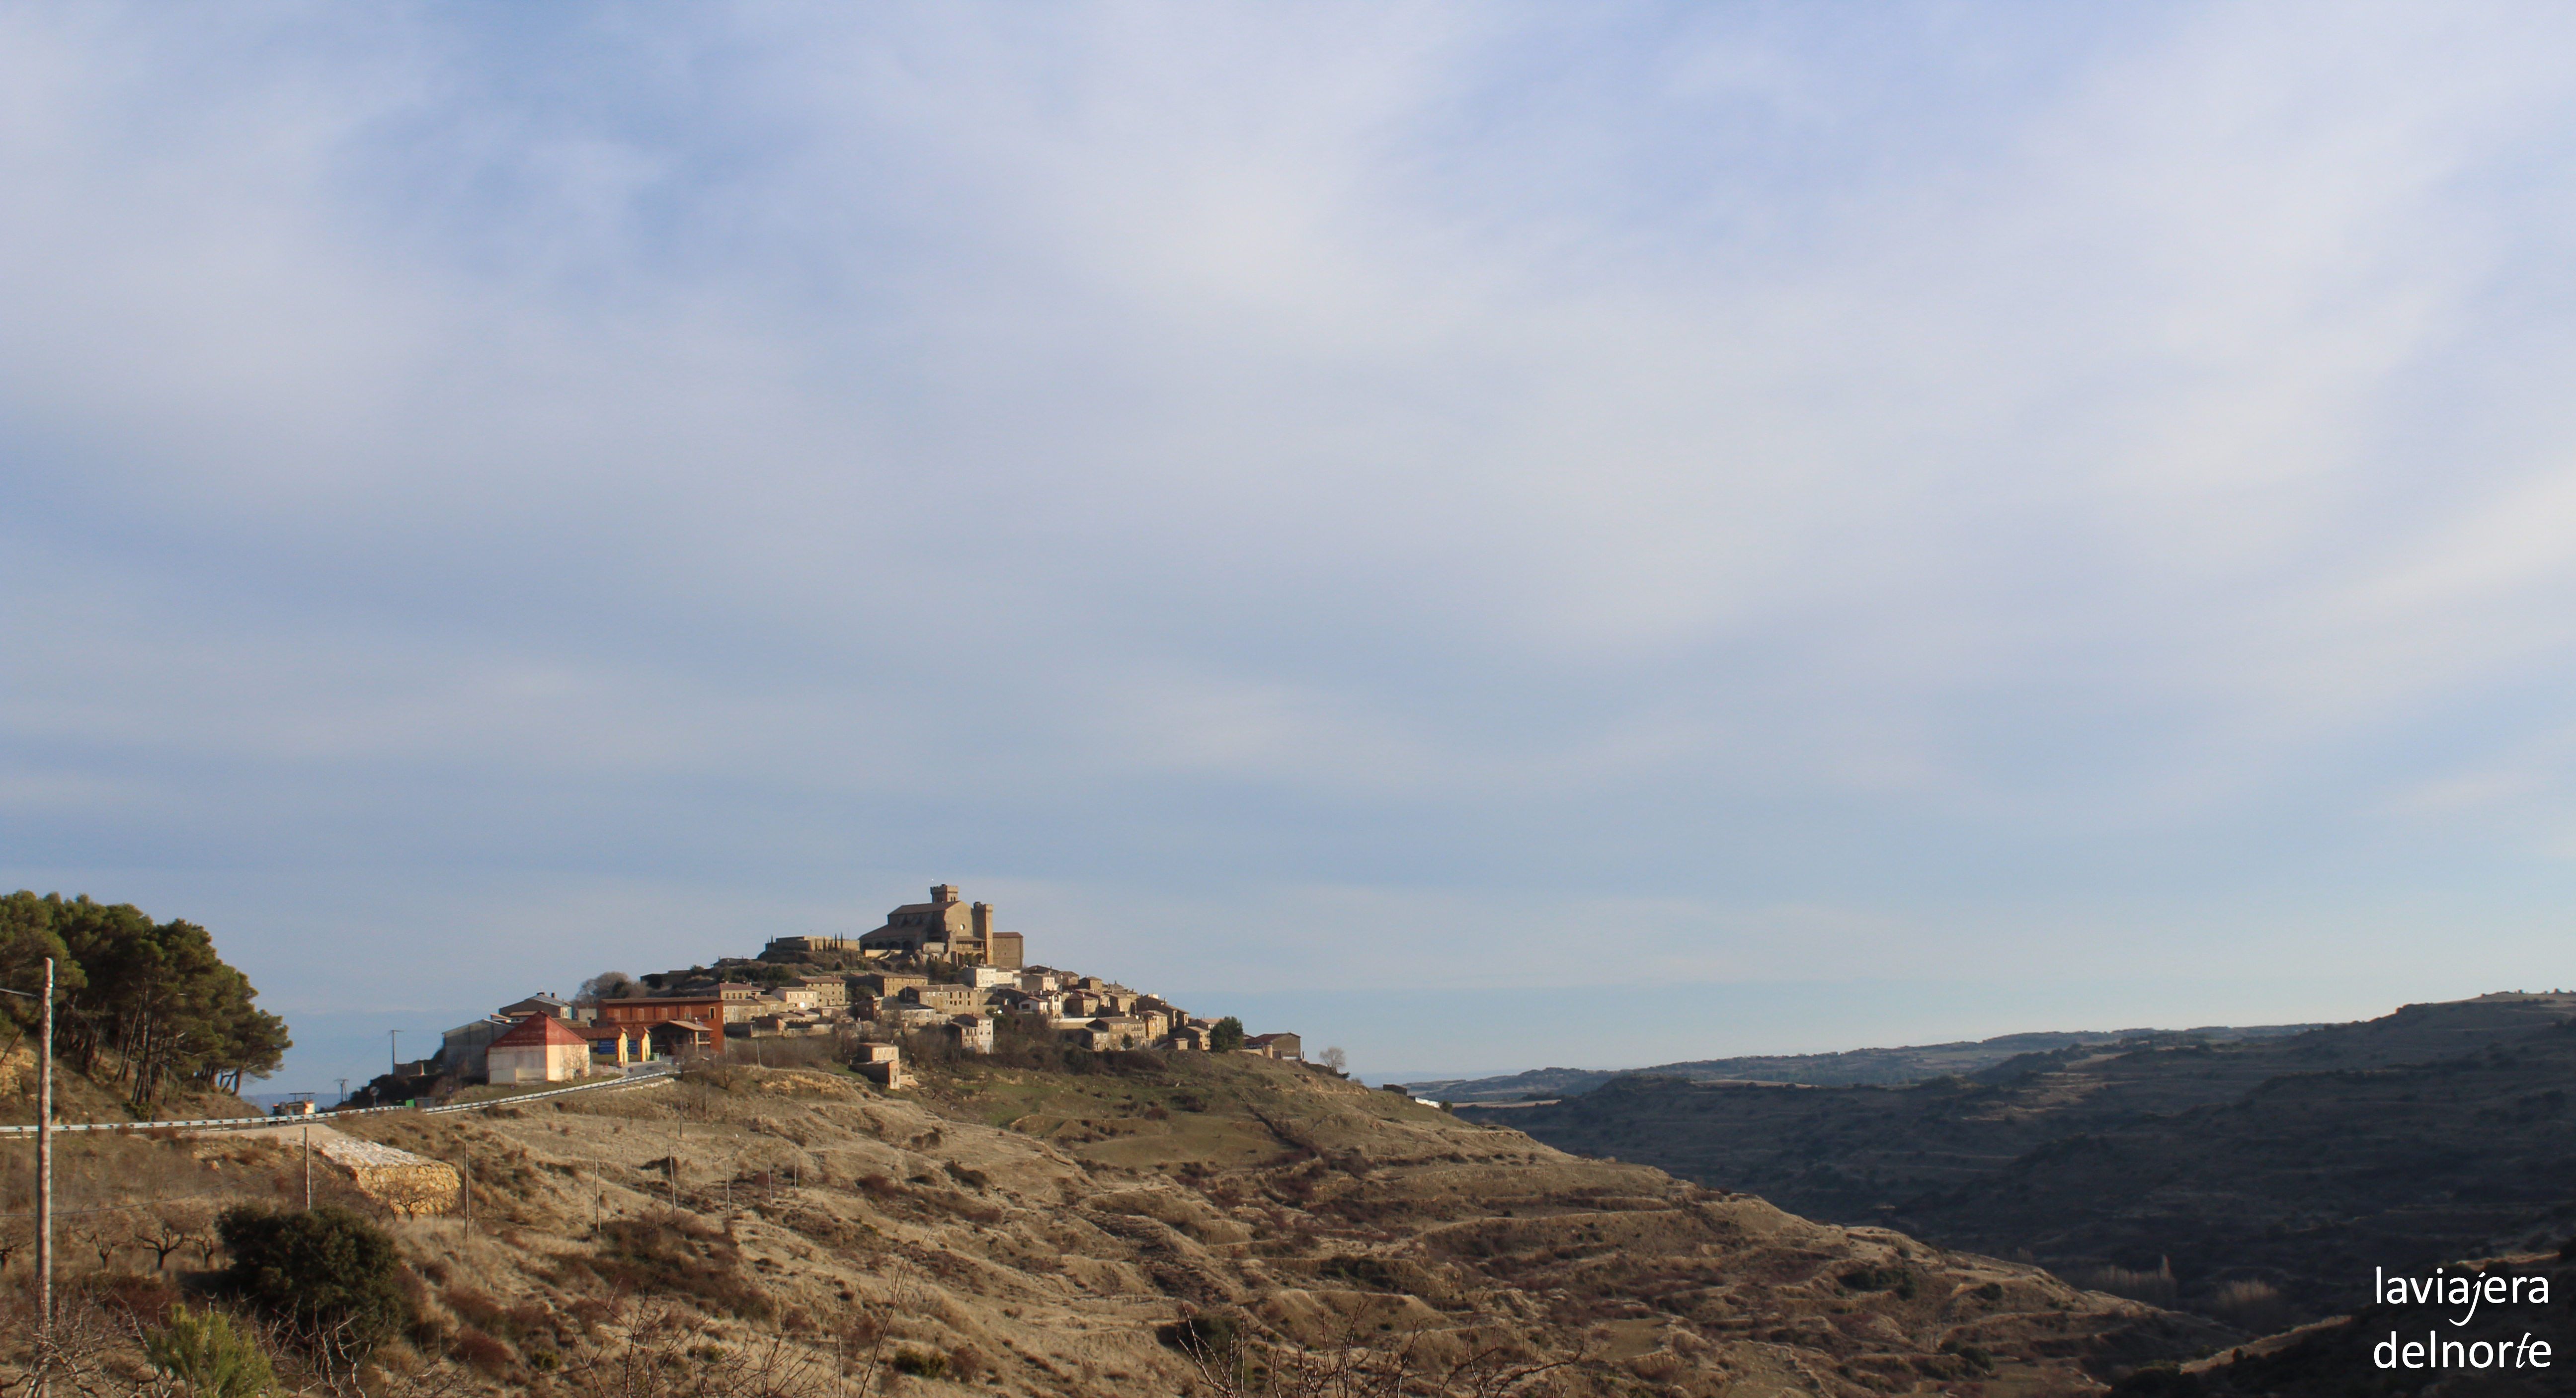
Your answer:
[0,891,289,1106]
[218,1205,413,1351]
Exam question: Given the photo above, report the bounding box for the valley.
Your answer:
[1459,993,2576,1332]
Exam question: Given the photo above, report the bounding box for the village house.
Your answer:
[946,1014,996,1054]
[496,993,577,1022]
[853,1042,906,1089]
[881,1004,949,1031]
[1098,1016,1156,1049]
[853,971,929,999]
[485,1013,593,1084]
[646,1017,720,1056]
[1245,1032,1304,1062]
[670,980,768,1015]
[901,984,981,1015]
[592,989,726,1035]
[437,1017,509,1081]
[583,1024,652,1068]
[988,988,1054,1018]
[773,984,823,1011]
[796,974,849,1008]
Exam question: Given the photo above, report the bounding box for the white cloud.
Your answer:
[9,3,2576,1089]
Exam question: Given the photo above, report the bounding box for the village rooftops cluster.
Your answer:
[352,883,1301,1103]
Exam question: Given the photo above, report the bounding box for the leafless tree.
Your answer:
[74,1219,126,1272]
[133,1205,210,1272]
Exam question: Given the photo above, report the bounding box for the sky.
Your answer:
[6,3,2576,1095]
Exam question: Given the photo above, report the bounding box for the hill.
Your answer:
[1460,993,2576,1331]
[1403,1024,2319,1103]
[5,1050,2229,1395]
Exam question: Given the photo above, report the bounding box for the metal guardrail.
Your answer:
[0,1064,678,1136]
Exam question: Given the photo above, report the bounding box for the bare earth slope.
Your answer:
[263,1052,2226,1396]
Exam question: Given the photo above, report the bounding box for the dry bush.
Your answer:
[0,1283,473,1398]
[1164,1303,1579,1398]
[553,1209,773,1320]
[730,1036,846,1071]
[2070,1262,2177,1307]
[2205,1277,2285,1327]
[562,1290,916,1398]
[451,1327,513,1375]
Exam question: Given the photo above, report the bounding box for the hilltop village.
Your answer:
[350,884,1299,1105]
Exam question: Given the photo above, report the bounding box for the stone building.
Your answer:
[486,1013,593,1084]
[765,885,1026,968]
[854,884,1025,967]
[796,974,850,1008]
[859,884,982,958]
[438,1016,509,1082]
[901,984,982,1015]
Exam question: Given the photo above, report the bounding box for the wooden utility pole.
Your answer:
[37,956,54,1393]
[303,1126,313,1210]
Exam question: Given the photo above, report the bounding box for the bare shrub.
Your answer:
[2206,1277,2286,1327]
[451,1327,514,1375]
[1164,1302,1579,1398]
[2070,1260,2177,1307]
[555,1209,772,1319]
[563,1304,845,1398]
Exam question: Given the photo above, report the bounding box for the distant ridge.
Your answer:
[1449,991,2576,1331]
[1398,1021,2322,1102]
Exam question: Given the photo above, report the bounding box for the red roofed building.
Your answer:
[486,1013,594,1084]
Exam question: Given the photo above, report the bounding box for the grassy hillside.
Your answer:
[4,1051,2230,1396]
[1464,993,2576,1329]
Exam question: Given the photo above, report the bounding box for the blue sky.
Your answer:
[6,4,2576,1093]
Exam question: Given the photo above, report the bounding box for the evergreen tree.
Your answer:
[1,892,288,1106]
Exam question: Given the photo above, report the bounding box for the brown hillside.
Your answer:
[6,1053,2227,1395]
